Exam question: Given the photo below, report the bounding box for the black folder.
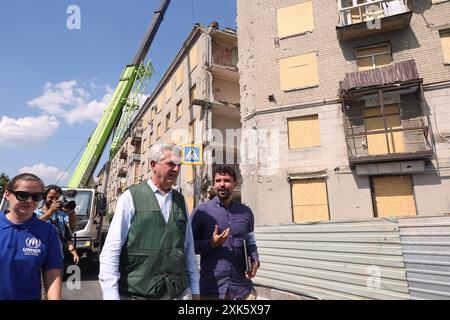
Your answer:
[243,239,251,274]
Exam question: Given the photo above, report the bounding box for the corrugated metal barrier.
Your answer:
[398,215,450,300]
[254,219,410,300]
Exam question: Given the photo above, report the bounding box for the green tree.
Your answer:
[0,173,10,198]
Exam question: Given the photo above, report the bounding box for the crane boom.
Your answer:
[67,0,171,188]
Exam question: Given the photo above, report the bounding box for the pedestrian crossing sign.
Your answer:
[182,144,203,165]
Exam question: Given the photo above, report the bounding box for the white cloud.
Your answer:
[27,81,112,125]
[64,86,113,125]
[0,115,60,147]
[19,163,69,185]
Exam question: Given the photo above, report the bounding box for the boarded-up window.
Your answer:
[176,100,183,119]
[157,94,164,114]
[189,120,195,144]
[176,66,184,89]
[189,84,197,105]
[185,165,195,183]
[440,29,450,64]
[189,44,198,72]
[364,104,404,155]
[165,113,171,131]
[371,175,417,217]
[356,43,392,71]
[291,179,329,222]
[288,115,320,149]
[157,123,161,139]
[185,196,195,214]
[166,80,173,102]
[277,1,314,38]
[150,106,156,121]
[279,52,319,91]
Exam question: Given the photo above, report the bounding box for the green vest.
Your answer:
[118,182,189,299]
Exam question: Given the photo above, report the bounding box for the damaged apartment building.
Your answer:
[237,0,450,299]
[104,23,241,214]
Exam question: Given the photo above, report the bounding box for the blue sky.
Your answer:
[0,0,237,185]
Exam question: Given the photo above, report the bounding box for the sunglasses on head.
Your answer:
[8,190,45,202]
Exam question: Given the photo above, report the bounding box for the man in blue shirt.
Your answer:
[0,173,63,300]
[35,185,79,265]
[191,165,260,300]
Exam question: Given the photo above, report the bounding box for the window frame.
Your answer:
[355,42,393,71]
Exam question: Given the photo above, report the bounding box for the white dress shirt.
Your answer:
[98,179,200,300]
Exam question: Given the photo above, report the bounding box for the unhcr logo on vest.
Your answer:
[23,237,42,256]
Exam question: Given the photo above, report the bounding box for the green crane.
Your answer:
[68,0,171,188]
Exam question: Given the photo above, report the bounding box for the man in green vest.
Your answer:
[99,143,200,300]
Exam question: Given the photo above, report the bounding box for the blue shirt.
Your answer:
[35,209,68,258]
[34,209,68,239]
[191,196,259,299]
[0,211,63,300]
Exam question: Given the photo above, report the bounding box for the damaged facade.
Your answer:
[237,0,450,224]
[237,0,450,299]
[104,24,241,214]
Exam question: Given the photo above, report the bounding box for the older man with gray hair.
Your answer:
[99,143,200,300]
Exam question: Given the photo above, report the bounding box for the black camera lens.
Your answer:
[62,200,76,210]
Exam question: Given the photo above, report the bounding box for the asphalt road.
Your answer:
[62,264,102,300]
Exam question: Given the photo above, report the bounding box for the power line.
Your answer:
[55,142,86,185]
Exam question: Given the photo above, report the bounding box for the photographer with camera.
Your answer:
[35,185,79,266]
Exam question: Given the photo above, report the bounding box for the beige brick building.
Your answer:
[104,23,241,214]
[237,0,450,226]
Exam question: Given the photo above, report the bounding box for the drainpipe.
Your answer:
[203,26,215,200]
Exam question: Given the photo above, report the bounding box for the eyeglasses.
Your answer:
[158,161,181,169]
[7,190,45,202]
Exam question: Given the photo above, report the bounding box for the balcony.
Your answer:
[119,149,127,160]
[336,0,412,41]
[340,60,434,165]
[117,167,127,178]
[129,153,141,165]
[210,29,239,82]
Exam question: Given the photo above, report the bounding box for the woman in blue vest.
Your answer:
[0,173,63,300]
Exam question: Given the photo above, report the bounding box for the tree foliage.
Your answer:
[0,173,10,198]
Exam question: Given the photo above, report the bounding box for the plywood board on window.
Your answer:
[185,165,195,183]
[186,196,195,215]
[279,52,319,91]
[440,30,450,64]
[277,1,314,38]
[372,176,417,217]
[157,123,161,139]
[292,179,329,222]
[176,66,184,89]
[166,80,173,102]
[288,115,320,149]
[189,44,198,72]
[157,94,164,113]
[364,105,404,155]
[374,54,392,67]
[357,44,390,57]
[190,84,197,103]
[357,57,374,71]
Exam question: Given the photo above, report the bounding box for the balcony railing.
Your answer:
[338,0,408,26]
[117,167,127,178]
[336,0,412,41]
[342,84,434,165]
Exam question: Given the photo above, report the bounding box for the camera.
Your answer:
[61,189,77,211]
